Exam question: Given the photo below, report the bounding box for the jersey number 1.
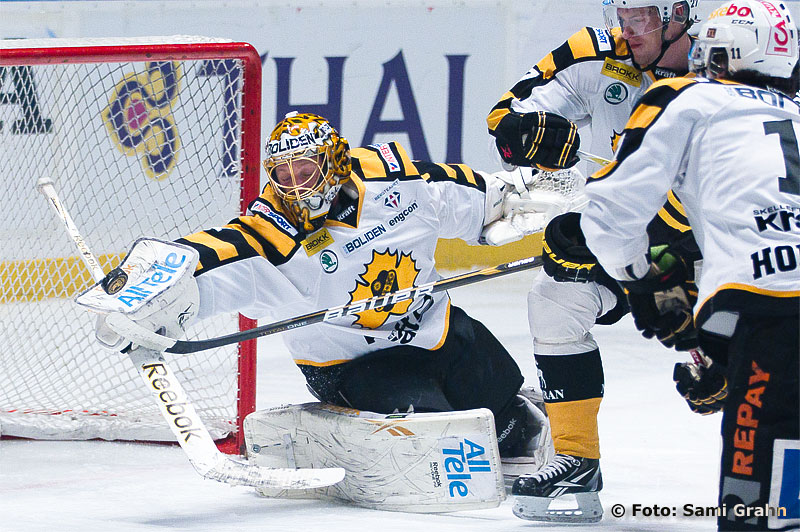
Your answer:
[764,119,800,196]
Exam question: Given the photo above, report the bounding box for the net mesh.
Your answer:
[530,168,587,200]
[0,41,254,442]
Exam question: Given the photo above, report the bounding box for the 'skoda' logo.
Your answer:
[604,83,628,104]
[347,249,420,328]
[102,62,182,180]
[319,249,339,273]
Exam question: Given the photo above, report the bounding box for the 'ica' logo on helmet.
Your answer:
[604,83,628,104]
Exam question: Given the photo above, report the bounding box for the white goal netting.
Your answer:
[0,37,260,450]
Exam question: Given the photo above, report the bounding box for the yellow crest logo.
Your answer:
[611,130,624,153]
[348,249,420,329]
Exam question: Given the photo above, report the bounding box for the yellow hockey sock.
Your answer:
[545,398,602,459]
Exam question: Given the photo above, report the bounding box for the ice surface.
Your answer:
[1,269,721,531]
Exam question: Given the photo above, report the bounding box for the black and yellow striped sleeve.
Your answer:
[350,142,418,182]
[414,160,483,191]
[177,196,300,274]
[487,27,623,135]
[647,191,694,245]
[352,141,483,191]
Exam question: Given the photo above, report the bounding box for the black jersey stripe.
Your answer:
[178,227,262,275]
[230,217,299,263]
[414,160,483,190]
[352,143,419,182]
[659,191,691,230]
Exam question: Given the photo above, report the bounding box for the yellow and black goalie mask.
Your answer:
[262,112,351,232]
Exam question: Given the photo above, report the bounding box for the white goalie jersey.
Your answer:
[581,77,800,325]
[177,142,488,367]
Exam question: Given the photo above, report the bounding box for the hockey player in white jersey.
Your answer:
[487,0,701,523]
[94,111,580,489]
[580,2,799,530]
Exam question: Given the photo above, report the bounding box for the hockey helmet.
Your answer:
[689,0,799,79]
[603,0,697,69]
[603,0,697,35]
[263,112,351,232]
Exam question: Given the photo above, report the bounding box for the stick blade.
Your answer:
[203,457,345,490]
[35,176,55,191]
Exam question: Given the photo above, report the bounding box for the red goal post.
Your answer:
[0,36,261,454]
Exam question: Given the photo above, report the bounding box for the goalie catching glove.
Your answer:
[619,244,698,351]
[75,238,200,351]
[492,111,580,170]
[480,167,587,247]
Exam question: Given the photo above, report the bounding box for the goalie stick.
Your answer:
[36,176,344,491]
[106,255,544,354]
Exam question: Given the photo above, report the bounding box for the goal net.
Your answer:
[0,36,261,453]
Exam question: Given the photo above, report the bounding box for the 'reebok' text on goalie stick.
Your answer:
[107,255,545,355]
[36,176,344,491]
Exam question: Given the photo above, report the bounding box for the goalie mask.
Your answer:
[263,112,351,232]
[689,0,799,82]
[602,0,697,70]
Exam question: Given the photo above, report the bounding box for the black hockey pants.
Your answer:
[711,313,799,531]
[297,305,526,452]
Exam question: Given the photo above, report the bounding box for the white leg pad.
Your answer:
[244,403,506,513]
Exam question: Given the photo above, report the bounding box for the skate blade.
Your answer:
[513,492,603,523]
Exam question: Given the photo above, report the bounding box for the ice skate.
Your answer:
[499,388,554,488]
[511,453,603,523]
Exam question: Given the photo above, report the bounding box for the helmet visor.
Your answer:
[604,5,664,38]
[689,39,729,78]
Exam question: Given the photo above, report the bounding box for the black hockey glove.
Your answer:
[542,212,603,283]
[673,349,728,415]
[493,111,580,170]
[621,244,698,351]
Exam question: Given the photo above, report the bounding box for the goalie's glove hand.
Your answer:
[480,167,587,247]
[493,111,580,170]
[621,244,698,351]
[673,350,728,415]
[75,239,201,352]
[541,212,603,282]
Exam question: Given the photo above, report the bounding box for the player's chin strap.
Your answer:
[632,20,693,73]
